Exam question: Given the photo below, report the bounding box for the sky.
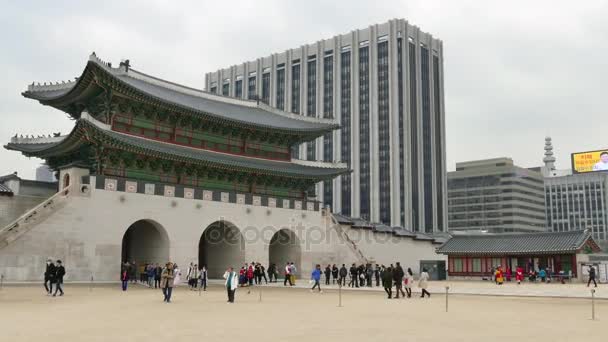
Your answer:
[1,0,607,179]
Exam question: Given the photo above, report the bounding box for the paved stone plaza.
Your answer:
[0,283,604,341]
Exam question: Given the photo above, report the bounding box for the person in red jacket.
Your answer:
[515,266,524,285]
[247,262,255,286]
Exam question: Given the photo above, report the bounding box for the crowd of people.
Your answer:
[40,257,604,305]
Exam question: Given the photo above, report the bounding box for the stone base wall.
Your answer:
[0,179,444,282]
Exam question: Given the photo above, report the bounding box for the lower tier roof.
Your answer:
[5,113,349,180]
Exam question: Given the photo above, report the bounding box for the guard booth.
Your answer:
[420,260,447,280]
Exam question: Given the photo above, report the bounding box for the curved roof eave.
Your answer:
[22,54,340,135]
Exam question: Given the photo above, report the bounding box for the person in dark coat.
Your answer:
[154,263,162,289]
[587,265,598,287]
[121,262,130,291]
[53,260,65,297]
[339,264,348,286]
[393,262,406,298]
[44,259,56,295]
[374,265,381,287]
[331,264,339,284]
[348,264,358,288]
[382,266,393,299]
[324,265,332,285]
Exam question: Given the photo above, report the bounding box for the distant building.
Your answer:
[542,137,608,241]
[35,164,55,182]
[447,158,546,234]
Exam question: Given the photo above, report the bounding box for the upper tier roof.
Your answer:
[5,113,349,180]
[22,53,339,136]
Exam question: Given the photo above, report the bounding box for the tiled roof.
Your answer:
[5,114,349,179]
[331,213,443,243]
[436,230,599,255]
[0,183,13,195]
[23,54,338,135]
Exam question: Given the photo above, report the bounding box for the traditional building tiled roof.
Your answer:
[22,53,338,137]
[5,113,349,180]
[0,183,13,196]
[436,230,601,255]
[331,213,444,243]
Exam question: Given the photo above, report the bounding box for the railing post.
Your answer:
[89,275,93,292]
[259,286,262,302]
[338,283,343,307]
[445,286,450,312]
[0,274,4,291]
[591,289,596,320]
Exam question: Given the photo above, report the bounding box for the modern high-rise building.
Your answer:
[542,138,608,241]
[205,19,447,232]
[447,158,547,234]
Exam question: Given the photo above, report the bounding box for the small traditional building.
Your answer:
[436,230,601,281]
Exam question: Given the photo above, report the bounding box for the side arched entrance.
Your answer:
[121,219,170,264]
[269,229,301,279]
[199,221,245,278]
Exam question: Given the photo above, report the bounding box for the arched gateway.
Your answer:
[121,219,169,264]
[269,229,301,278]
[199,221,245,278]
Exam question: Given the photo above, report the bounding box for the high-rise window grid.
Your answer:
[291,63,300,114]
[377,41,391,224]
[248,76,256,100]
[359,45,370,220]
[421,46,433,233]
[323,132,333,209]
[323,55,333,119]
[276,67,285,110]
[235,79,243,98]
[307,57,317,117]
[307,140,316,161]
[262,73,270,104]
[433,55,444,231]
[340,50,352,216]
[397,38,405,226]
[409,42,420,231]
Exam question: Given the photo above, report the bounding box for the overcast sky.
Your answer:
[1,0,607,179]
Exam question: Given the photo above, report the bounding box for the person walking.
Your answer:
[289,262,297,285]
[186,262,195,289]
[260,264,268,284]
[311,264,323,293]
[283,262,293,286]
[146,264,155,287]
[339,264,347,287]
[160,262,175,303]
[374,265,381,287]
[247,262,255,287]
[44,259,56,295]
[419,268,431,298]
[393,262,405,298]
[53,260,65,297]
[404,268,414,298]
[515,266,524,285]
[382,266,393,299]
[121,262,129,291]
[200,265,208,291]
[173,264,182,288]
[267,263,276,283]
[324,265,331,286]
[224,267,238,303]
[587,265,598,287]
[154,263,162,289]
[495,266,504,285]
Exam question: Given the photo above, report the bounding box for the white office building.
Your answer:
[205,19,447,232]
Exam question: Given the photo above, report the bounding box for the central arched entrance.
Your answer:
[199,221,245,278]
[269,229,301,278]
[121,219,169,264]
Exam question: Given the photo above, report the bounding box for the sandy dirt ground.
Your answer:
[0,284,605,342]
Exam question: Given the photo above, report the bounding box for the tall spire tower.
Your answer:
[543,136,556,171]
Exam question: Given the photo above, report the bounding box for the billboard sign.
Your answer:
[571,149,608,173]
